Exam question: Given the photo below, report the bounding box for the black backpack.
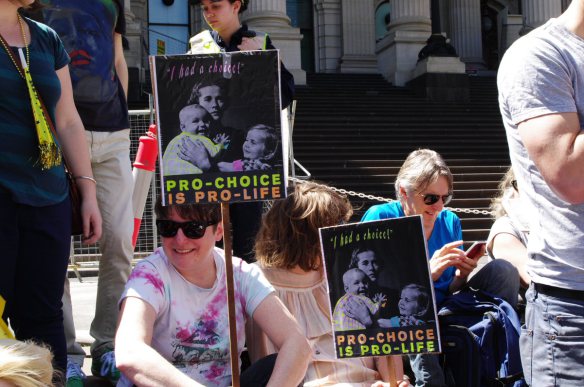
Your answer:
[438,289,526,387]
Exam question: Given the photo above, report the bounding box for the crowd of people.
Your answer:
[1,0,583,386]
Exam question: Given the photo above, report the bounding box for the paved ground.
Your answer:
[69,275,98,376]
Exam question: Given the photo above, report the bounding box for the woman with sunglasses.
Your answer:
[360,149,519,387]
[115,199,310,387]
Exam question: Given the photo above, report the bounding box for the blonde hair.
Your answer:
[0,340,55,387]
[395,149,453,200]
[490,167,516,219]
[255,181,353,271]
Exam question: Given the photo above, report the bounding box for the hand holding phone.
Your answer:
[465,241,486,260]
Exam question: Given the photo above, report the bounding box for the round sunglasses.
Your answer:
[418,192,453,206]
[156,219,217,239]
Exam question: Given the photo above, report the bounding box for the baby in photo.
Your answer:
[218,124,279,172]
[333,268,386,331]
[162,104,229,176]
[379,283,429,328]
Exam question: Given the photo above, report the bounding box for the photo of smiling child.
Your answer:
[218,124,279,172]
[379,283,429,328]
[332,268,387,331]
[162,104,229,176]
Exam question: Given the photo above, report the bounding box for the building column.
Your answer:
[314,0,342,73]
[449,0,483,68]
[242,0,306,84]
[339,0,377,73]
[389,0,431,32]
[376,0,430,86]
[522,0,562,29]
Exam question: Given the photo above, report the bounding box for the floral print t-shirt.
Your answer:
[118,247,274,386]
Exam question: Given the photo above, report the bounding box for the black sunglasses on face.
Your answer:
[419,193,453,206]
[156,219,217,239]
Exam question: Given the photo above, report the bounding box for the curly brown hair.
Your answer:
[255,181,353,271]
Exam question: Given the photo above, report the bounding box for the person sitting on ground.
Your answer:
[380,284,429,328]
[0,339,55,387]
[114,199,310,387]
[250,181,410,387]
[218,124,279,172]
[487,167,531,290]
[333,268,386,331]
[163,104,229,176]
[360,149,520,387]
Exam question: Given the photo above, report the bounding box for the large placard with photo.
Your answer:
[319,216,441,359]
[150,50,286,205]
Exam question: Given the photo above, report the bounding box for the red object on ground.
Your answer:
[132,124,159,248]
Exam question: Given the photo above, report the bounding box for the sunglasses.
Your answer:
[511,180,518,192]
[156,219,217,239]
[419,193,453,206]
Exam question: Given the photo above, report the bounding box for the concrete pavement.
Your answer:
[69,275,98,376]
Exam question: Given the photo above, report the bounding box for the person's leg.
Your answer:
[230,201,263,262]
[521,283,584,386]
[11,198,71,372]
[87,130,134,359]
[466,259,520,309]
[0,192,18,333]
[408,353,446,387]
[240,353,278,387]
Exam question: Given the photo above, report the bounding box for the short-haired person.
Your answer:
[498,1,584,384]
[251,181,409,387]
[162,104,228,176]
[361,149,519,387]
[181,0,295,262]
[115,199,310,386]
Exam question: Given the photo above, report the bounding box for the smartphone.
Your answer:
[465,241,486,260]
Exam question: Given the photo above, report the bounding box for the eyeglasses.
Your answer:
[156,219,217,239]
[418,193,453,206]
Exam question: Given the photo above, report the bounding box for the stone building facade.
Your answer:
[123,0,570,96]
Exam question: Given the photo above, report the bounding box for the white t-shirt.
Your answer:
[118,247,274,386]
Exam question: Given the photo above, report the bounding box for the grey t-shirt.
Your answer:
[498,18,584,290]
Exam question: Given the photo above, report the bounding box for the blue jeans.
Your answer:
[521,283,584,386]
[409,259,520,386]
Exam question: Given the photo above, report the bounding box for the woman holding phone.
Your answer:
[359,149,520,387]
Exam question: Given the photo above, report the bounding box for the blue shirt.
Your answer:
[361,201,462,306]
[0,17,69,205]
[41,0,130,132]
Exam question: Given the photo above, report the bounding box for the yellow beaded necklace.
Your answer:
[0,14,61,169]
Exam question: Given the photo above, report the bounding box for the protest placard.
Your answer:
[319,216,441,359]
[150,50,286,205]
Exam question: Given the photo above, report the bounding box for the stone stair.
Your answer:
[291,73,509,245]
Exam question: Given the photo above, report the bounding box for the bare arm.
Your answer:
[114,32,128,99]
[54,66,102,244]
[490,233,531,288]
[252,294,311,387]
[115,297,203,387]
[518,112,584,204]
[374,355,408,386]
